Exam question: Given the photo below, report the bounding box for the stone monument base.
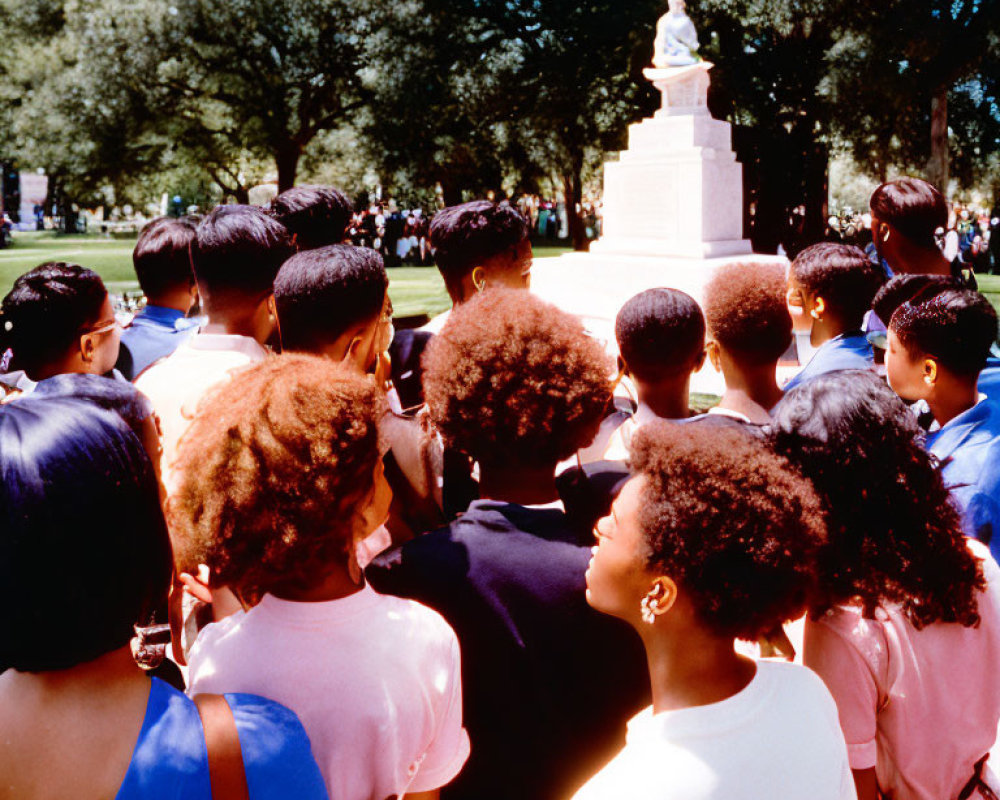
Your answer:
[531,249,793,395]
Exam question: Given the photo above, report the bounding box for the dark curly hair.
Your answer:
[169,355,385,597]
[791,243,885,328]
[770,370,985,628]
[423,289,612,468]
[0,262,107,376]
[630,423,826,641]
[871,274,959,327]
[704,262,792,364]
[891,289,998,376]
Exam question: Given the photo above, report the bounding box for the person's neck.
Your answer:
[145,294,191,315]
[928,376,981,428]
[639,375,692,420]
[810,317,856,348]
[200,314,258,339]
[642,628,757,714]
[2,646,148,697]
[270,563,365,603]
[888,242,951,277]
[478,463,560,506]
[719,360,782,420]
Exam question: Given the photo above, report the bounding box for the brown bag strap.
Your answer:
[193,694,251,800]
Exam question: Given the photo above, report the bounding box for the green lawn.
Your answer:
[0,232,571,320]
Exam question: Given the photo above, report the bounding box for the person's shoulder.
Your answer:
[367,589,461,654]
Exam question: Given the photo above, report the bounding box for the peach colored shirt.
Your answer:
[804,541,1000,800]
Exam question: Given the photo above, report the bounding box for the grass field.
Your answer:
[0,232,573,320]
[5,231,1000,319]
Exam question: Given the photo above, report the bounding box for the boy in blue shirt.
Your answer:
[885,288,1000,556]
[784,242,885,391]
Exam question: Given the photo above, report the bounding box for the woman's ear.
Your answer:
[810,296,826,321]
[923,357,939,386]
[640,576,678,624]
[78,332,97,365]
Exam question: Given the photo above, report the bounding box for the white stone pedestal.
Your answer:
[531,61,790,395]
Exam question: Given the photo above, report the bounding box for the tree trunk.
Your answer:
[927,86,949,193]
[275,143,302,193]
[564,158,587,252]
[234,185,250,205]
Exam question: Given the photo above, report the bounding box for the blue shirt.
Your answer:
[783,331,874,392]
[116,677,328,799]
[926,399,1000,561]
[977,357,1000,404]
[116,306,200,381]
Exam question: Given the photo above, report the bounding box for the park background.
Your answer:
[0,0,998,316]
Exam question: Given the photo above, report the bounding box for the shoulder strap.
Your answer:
[193,694,251,800]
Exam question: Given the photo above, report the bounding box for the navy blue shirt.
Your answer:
[116,305,200,381]
[366,500,650,800]
[783,331,874,392]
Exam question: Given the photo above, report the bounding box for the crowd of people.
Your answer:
[3,176,1000,800]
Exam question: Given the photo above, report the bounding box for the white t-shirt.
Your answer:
[135,333,268,489]
[572,660,856,800]
[187,584,470,800]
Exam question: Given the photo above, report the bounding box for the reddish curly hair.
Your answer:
[169,355,385,597]
[422,289,613,467]
[630,423,827,641]
[704,262,792,364]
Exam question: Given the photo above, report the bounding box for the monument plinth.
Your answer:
[529,10,788,392]
[591,62,752,260]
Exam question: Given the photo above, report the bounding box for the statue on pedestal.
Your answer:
[653,0,701,68]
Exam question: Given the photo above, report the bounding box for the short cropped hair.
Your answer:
[0,398,172,671]
[170,355,384,598]
[630,423,825,641]
[268,185,353,250]
[0,262,107,375]
[890,289,998,375]
[274,245,388,352]
[871,177,948,249]
[616,288,705,381]
[704,262,792,364]
[871,274,960,327]
[191,205,295,301]
[133,216,198,301]
[423,289,612,468]
[791,243,885,327]
[429,201,530,288]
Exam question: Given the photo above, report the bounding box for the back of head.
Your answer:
[273,245,388,352]
[191,205,295,307]
[770,370,984,627]
[703,262,791,365]
[423,289,612,468]
[0,397,171,671]
[890,289,998,376]
[791,243,885,328]
[170,355,384,598]
[428,201,529,290]
[268,185,353,250]
[870,177,948,250]
[871,274,960,326]
[0,262,107,376]
[630,423,825,641]
[133,216,198,302]
[615,288,705,381]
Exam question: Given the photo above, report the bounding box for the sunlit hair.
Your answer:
[169,355,384,598]
[791,243,885,328]
[704,262,791,364]
[871,274,960,325]
[890,289,998,376]
[770,370,985,628]
[615,288,705,381]
[422,289,612,468]
[133,216,198,301]
[871,177,948,249]
[268,185,353,250]
[428,201,529,291]
[630,423,826,641]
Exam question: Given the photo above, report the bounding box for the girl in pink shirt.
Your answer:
[771,370,1000,800]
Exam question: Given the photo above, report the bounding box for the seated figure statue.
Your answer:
[653,0,701,67]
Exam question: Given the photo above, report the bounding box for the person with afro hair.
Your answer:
[577,423,852,800]
[784,242,885,391]
[367,289,650,800]
[173,355,470,800]
[885,288,1000,554]
[702,261,792,424]
[770,370,1000,800]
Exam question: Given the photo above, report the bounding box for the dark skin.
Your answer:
[872,215,951,277]
[146,280,198,315]
[444,240,533,307]
[625,352,706,421]
[706,341,783,422]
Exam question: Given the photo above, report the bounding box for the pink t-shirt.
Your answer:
[804,541,1000,800]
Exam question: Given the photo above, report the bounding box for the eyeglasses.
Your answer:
[80,319,120,337]
[380,297,394,324]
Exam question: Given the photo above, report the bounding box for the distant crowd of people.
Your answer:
[3,178,1000,800]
